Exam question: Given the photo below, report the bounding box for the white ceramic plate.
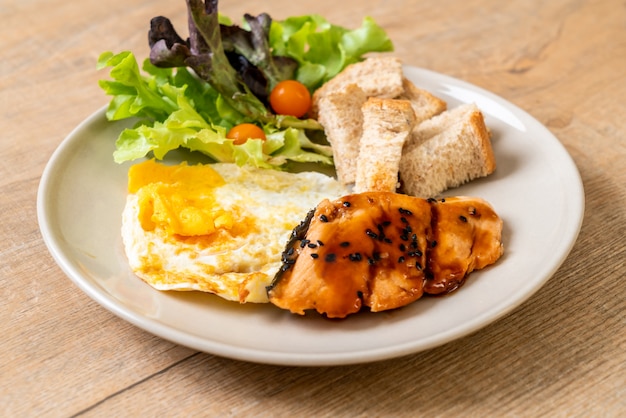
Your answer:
[37,67,584,366]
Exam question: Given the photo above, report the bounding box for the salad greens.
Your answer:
[270,14,394,91]
[98,0,393,169]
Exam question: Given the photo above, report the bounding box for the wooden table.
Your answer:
[2,0,625,415]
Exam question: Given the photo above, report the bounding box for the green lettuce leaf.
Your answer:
[269,15,394,90]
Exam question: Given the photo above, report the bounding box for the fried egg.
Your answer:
[121,159,347,303]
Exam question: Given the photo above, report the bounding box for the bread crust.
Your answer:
[468,108,497,174]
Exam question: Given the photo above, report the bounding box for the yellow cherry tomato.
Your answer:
[269,80,312,118]
[226,123,266,145]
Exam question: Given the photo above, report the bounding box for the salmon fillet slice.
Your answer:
[267,192,503,318]
[426,196,505,295]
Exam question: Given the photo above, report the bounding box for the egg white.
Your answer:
[121,163,347,303]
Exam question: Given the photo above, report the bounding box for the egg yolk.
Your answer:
[128,159,225,193]
[128,160,233,237]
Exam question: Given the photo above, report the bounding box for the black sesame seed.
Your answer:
[427,197,437,203]
[325,253,336,262]
[310,253,319,259]
[398,256,405,263]
[440,198,446,202]
[415,262,422,270]
[340,241,350,247]
[459,215,468,223]
[384,238,392,244]
[280,264,291,272]
[400,234,409,241]
[373,252,381,261]
[366,229,378,239]
[300,239,310,248]
[410,241,418,249]
[382,220,391,227]
[398,208,413,215]
[317,240,324,246]
[349,253,362,262]
[307,243,317,248]
[377,224,384,232]
[431,240,438,248]
[399,244,406,252]
[411,233,417,241]
[400,217,408,224]
[368,258,375,265]
[357,290,363,299]
[320,214,328,222]
[469,207,477,215]
[343,201,351,207]
[287,247,294,256]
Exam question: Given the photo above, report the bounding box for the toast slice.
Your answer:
[311,56,404,118]
[354,98,416,193]
[316,83,367,185]
[399,103,496,198]
[397,77,447,123]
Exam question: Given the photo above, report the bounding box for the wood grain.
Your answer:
[1,0,624,416]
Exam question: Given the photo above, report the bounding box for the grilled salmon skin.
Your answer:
[267,192,503,318]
